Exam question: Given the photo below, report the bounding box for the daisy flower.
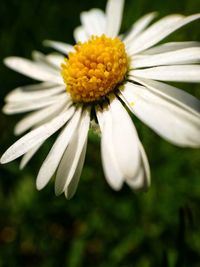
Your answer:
[1,0,200,199]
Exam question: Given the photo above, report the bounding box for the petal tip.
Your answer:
[19,162,25,170]
[43,40,51,47]
[36,180,44,191]
[0,154,8,164]
[54,185,63,197]
[3,57,17,67]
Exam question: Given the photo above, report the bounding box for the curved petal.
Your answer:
[14,99,67,135]
[18,101,68,168]
[132,47,200,68]
[105,0,124,37]
[55,107,90,196]
[120,82,200,147]
[5,85,65,103]
[96,105,124,190]
[80,8,106,36]
[124,12,157,44]
[64,139,87,199]
[131,77,200,117]
[138,141,151,187]
[20,141,45,170]
[46,54,64,69]
[126,141,150,191]
[125,167,144,190]
[0,106,75,164]
[36,107,82,190]
[130,65,200,83]
[19,102,69,167]
[139,41,200,55]
[107,97,141,180]
[32,51,61,72]
[5,82,57,103]
[97,97,148,191]
[128,14,200,55]
[32,51,64,71]
[4,57,63,84]
[3,93,67,114]
[43,40,74,54]
[73,26,88,43]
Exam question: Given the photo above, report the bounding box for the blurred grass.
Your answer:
[0,0,200,266]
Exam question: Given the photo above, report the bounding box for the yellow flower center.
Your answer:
[61,35,128,103]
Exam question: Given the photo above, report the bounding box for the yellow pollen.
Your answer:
[61,35,128,103]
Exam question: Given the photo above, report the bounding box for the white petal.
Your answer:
[20,141,45,169]
[138,142,150,187]
[125,167,145,190]
[46,54,64,69]
[73,26,88,43]
[4,57,63,84]
[32,51,64,73]
[5,82,55,101]
[55,129,79,195]
[139,41,200,55]
[55,108,90,195]
[5,82,53,102]
[3,93,67,114]
[124,12,157,44]
[107,97,141,181]
[64,139,87,199]
[132,77,200,117]
[80,8,106,36]
[130,65,200,83]
[43,40,74,54]
[96,105,124,190]
[120,82,200,147]
[14,99,67,135]
[105,0,124,37]
[5,84,65,103]
[126,141,150,191]
[0,106,75,164]
[32,51,60,71]
[128,14,200,55]
[19,102,69,167]
[36,107,82,190]
[132,47,200,68]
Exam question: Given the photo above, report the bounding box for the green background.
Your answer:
[0,0,200,266]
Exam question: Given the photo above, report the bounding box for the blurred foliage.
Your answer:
[0,0,200,266]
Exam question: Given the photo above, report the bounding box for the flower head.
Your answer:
[1,0,200,199]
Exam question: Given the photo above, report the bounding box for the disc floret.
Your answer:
[61,35,128,103]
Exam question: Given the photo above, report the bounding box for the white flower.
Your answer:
[1,0,200,199]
